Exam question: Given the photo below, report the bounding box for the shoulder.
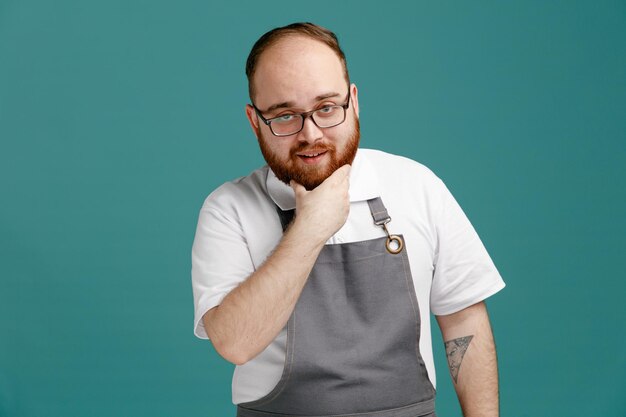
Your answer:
[359,148,443,189]
[201,165,271,216]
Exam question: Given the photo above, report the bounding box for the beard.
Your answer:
[257,117,360,191]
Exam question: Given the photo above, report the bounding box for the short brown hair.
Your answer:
[245,22,350,100]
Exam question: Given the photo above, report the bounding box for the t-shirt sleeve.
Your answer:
[191,203,254,339]
[429,177,505,315]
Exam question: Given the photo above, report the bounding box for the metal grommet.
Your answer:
[386,235,404,254]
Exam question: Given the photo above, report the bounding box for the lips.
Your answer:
[296,148,328,157]
[295,149,329,164]
[298,151,327,158]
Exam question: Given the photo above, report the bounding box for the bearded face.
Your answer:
[257,117,360,191]
[246,36,361,189]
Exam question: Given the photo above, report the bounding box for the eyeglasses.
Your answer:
[252,91,351,137]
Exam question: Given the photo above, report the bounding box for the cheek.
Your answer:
[275,141,295,158]
[260,133,294,160]
[329,127,351,147]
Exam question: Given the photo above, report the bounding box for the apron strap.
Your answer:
[276,197,389,232]
[367,197,391,225]
[275,197,395,248]
[367,197,404,254]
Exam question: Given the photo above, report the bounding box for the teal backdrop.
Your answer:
[1,1,625,416]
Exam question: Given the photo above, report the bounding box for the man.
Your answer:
[192,22,505,417]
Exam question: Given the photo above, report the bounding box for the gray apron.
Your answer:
[237,197,436,417]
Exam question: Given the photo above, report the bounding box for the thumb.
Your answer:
[330,164,351,181]
[290,179,306,195]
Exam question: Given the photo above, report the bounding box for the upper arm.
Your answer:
[429,176,505,316]
[191,205,254,339]
[436,301,490,339]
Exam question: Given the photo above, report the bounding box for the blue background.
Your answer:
[1,1,625,416]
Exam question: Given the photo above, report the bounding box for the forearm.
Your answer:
[203,218,326,365]
[436,302,499,417]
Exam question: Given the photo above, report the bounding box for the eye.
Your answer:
[315,105,339,118]
[274,114,296,122]
[318,106,333,113]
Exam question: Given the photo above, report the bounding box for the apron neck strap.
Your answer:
[367,197,391,225]
[275,197,390,233]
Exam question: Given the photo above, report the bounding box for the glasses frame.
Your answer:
[252,90,351,137]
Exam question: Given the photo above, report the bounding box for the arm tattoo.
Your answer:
[444,335,474,384]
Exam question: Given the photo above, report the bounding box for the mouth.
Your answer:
[295,149,329,164]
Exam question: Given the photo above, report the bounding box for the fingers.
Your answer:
[332,164,351,180]
[289,165,352,242]
[290,180,306,196]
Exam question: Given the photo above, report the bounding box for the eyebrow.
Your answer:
[264,92,343,113]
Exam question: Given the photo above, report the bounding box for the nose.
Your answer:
[298,115,323,143]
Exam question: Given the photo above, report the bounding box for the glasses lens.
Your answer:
[271,114,303,136]
[312,106,345,128]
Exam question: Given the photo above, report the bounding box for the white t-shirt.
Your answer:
[191,148,505,404]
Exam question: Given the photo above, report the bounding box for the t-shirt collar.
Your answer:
[266,148,381,211]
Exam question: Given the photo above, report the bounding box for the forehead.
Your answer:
[253,36,347,108]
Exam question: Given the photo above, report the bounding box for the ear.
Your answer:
[245,104,260,139]
[350,83,359,118]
